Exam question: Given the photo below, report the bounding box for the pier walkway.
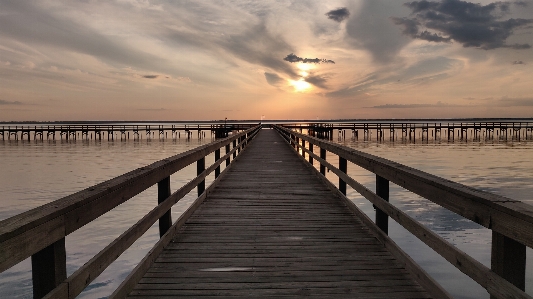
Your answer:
[125,129,431,298]
[2,125,532,299]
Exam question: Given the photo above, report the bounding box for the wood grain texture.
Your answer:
[127,129,432,299]
[275,126,533,249]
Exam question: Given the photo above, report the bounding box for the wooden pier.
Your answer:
[119,129,436,298]
[1,125,532,299]
[285,120,533,141]
[0,124,252,141]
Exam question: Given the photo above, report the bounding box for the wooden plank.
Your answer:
[276,126,533,249]
[127,129,434,298]
[108,131,258,299]
[279,126,532,299]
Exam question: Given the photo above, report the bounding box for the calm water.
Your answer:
[1,129,533,298]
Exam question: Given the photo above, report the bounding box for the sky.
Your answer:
[0,0,532,121]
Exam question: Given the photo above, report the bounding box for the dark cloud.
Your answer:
[325,7,350,22]
[304,74,329,89]
[283,53,335,64]
[513,60,525,64]
[0,99,23,105]
[264,72,284,86]
[143,75,159,79]
[394,0,533,50]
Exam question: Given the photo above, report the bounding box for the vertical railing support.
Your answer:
[491,232,526,298]
[339,157,347,195]
[215,149,221,178]
[31,238,67,299]
[225,144,230,166]
[197,157,205,196]
[309,143,313,164]
[233,140,237,159]
[301,139,306,159]
[320,148,326,175]
[158,176,172,237]
[375,175,389,235]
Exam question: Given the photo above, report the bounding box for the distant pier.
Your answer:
[283,120,533,142]
[0,124,254,141]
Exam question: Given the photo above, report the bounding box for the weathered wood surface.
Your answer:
[126,129,432,298]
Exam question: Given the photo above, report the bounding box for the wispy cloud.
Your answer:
[305,73,329,89]
[264,72,284,86]
[368,101,463,108]
[497,97,533,106]
[0,99,24,105]
[513,60,526,65]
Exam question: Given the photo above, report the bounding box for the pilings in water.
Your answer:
[295,121,533,143]
[0,124,253,141]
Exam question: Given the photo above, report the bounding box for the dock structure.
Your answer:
[286,120,533,141]
[121,129,435,298]
[1,125,533,299]
[0,124,252,141]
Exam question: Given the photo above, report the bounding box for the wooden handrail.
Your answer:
[274,125,532,299]
[0,124,261,299]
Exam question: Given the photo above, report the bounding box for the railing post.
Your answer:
[491,232,526,298]
[301,139,306,159]
[31,238,67,299]
[339,157,347,195]
[215,149,221,178]
[320,148,326,175]
[375,175,389,235]
[197,157,205,196]
[309,143,313,164]
[233,139,237,159]
[225,144,230,166]
[158,176,172,237]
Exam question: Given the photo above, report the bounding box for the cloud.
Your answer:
[136,108,167,111]
[305,73,329,89]
[345,0,412,63]
[327,56,463,98]
[498,97,533,106]
[0,99,24,105]
[143,75,159,79]
[325,7,350,22]
[283,53,335,64]
[394,0,533,50]
[0,2,167,71]
[368,101,463,108]
[264,72,284,86]
[513,60,525,64]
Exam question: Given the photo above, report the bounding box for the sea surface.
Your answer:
[1,127,532,298]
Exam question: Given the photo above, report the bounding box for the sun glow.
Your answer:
[290,79,311,92]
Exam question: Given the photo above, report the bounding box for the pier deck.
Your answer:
[126,129,431,298]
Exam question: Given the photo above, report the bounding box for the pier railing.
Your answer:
[0,124,261,299]
[274,125,533,299]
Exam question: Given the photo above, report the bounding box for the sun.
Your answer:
[290,79,311,92]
